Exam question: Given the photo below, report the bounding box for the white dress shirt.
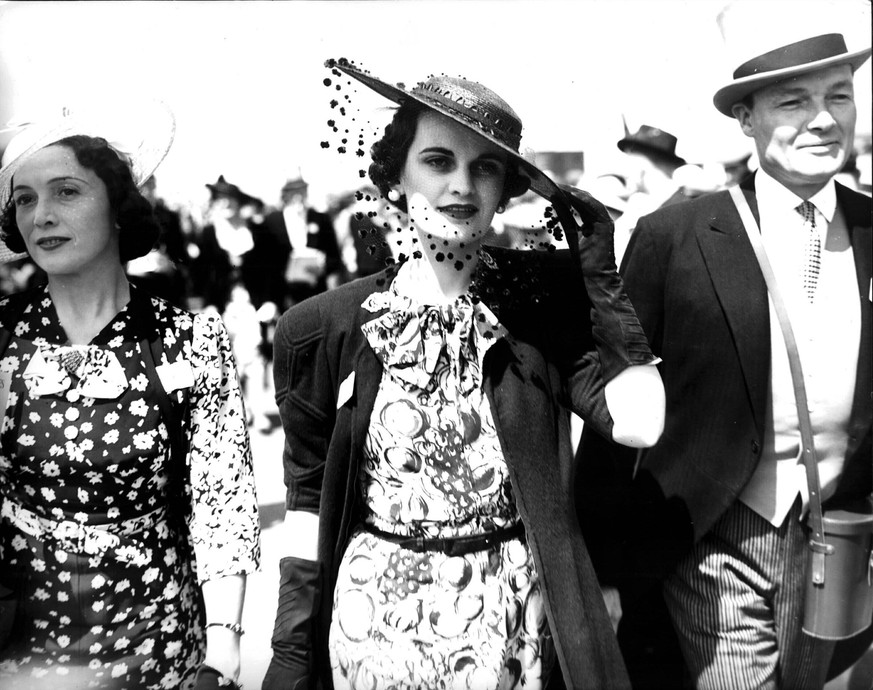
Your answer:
[739,170,860,526]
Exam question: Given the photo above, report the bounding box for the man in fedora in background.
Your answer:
[578,5,872,688]
[618,124,688,207]
[261,175,344,311]
[612,124,689,262]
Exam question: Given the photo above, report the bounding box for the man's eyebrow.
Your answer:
[770,84,807,97]
[828,79,854,91]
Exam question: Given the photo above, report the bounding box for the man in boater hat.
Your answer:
[578,5,872,688]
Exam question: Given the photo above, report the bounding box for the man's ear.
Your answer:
[732,102,755,138]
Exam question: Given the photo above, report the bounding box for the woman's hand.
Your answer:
[553,184,614,239]
[200,575,246,686]
[201,625,242,684]
[194,661,241,689]
[553,184,617,277]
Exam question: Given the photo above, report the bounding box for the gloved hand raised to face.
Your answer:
[551,184,655,382]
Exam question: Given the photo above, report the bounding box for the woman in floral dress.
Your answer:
[263,59,665,690]
[0,104,260,689]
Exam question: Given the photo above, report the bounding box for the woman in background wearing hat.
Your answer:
[263,59,664,690]
[191,175,265,315]
[0,105,260,688]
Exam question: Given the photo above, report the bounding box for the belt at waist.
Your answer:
[1,499,165,565]
[360,522,526,557]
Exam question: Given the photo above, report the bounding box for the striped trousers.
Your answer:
[663,499,835,689]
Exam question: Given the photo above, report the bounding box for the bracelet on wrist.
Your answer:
[205,621,245,635]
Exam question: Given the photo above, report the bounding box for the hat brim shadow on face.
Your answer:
[0,100,176,263]
[327,59,561,205]
[713,45,872,117]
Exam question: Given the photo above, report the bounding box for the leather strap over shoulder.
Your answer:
[729,186,831,582]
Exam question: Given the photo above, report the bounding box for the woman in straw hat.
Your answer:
[0,102,260,689]
[263,59,664,690]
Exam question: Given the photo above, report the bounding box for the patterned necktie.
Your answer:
[797,200,821,303]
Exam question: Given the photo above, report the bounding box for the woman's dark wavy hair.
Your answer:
[0,135,160,262]
[368,101,529,214]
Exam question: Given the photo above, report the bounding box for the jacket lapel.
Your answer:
[350,336,382,455]
[329,289,389,564]
[838,184,873,456]
[343,298,385,457]
[696,179,771,432]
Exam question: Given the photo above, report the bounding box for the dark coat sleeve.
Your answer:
[577,209,692,592]
[477,245,616,439]
[273,297,337,515]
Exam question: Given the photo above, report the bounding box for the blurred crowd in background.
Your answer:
[1,122,869,426]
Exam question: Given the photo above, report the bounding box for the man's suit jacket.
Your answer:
[578,176,872,586]
[259,208,343,305]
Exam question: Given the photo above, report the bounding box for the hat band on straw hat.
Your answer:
[712,31,871,117]
[734,33,851,79]
[412,81,523,151]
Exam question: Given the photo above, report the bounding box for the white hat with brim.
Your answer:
[713,33,872,117]
[0,99,175,263]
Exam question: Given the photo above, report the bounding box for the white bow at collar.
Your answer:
[23,345,128,399]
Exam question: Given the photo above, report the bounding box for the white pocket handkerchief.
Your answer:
[156,360,196,393]
[337,371,355,409]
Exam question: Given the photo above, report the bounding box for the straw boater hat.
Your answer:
[325,58,561,205]
[713,33,871,117]
[0,99,176,262]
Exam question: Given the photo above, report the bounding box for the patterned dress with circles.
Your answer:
[328,261,556,690]
[0,287,260,689]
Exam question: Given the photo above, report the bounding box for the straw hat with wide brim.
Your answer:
[713,33,872,117]
[326,58,561,205]
[0,99,176,263]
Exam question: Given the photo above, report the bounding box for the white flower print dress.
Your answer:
[0,287,260,689]
[328,261,556,690]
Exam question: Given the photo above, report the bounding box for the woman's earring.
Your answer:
[496,204,506,214]
[387,189,400,202]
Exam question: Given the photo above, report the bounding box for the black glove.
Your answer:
[551,184,655,382]
[262,556,323,690]
[194,664,240,690]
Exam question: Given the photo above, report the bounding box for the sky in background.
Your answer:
[0,0,870,209]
